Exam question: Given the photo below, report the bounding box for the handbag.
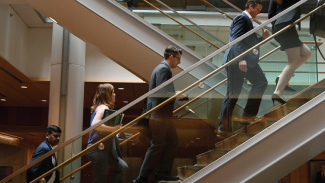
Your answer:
[310,2,325,38]
[310,1,325,60]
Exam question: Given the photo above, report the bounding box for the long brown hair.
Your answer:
[90,83,115,113]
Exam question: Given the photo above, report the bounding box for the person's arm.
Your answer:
[91,105,121,132]
[156,67,187,100]
[231,15,250,72]
[27,145,49,182]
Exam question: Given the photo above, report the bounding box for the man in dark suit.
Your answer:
[27,125,62,183]
[133,45,187,183]
[218,0,269,136]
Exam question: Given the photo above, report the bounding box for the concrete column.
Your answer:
[49,23,85,183]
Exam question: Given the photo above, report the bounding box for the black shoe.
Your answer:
[154,173,180,181]
[133,176,148,183]
[216,129,231,139]
[275,77,296,92]
[271,94,287,105]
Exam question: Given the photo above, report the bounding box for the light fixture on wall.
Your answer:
[21,86,27,89]
[0,93,6,102]
[0,132,23,146]
[48,17,57,23]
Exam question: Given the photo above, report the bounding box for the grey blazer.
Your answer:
[146,61,175,118]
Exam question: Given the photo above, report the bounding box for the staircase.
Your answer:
[178,79,325,182]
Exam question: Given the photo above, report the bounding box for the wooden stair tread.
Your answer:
[177,165,205,180]
[196,149,228,166]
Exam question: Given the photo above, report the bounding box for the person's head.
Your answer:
[164,45,182,68]
[91,83,116,113]
[45,125,62,147]
[245,0,263,19]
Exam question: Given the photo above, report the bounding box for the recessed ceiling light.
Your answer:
[118,88,124,90]
[41,100,47,102]
[1,99,6,102]
[21,86,27,89]
[123,101,128,104]
[196,138,201,140]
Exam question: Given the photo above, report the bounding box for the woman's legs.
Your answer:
[274,44,311,97]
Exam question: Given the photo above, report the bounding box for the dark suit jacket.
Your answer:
[223,12,263,69]
[146,61,175,117]
[27,140,60,183]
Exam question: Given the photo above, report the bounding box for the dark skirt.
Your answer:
[272,24,303,51]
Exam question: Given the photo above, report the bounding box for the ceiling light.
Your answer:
[21,86,27,89]
[41,100,47,102]
[118,88,124,90]
[1,99,6,102]
[123,101,129,104]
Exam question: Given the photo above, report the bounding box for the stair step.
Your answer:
[177,165,204,180]
[215,133,255,151]
[234,121,266,134]
[215,135,238,150]
[196,149,228,166]
[237,133,254,144]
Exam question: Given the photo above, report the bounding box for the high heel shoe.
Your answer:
[271,94,287,105]
[275,77,296,92]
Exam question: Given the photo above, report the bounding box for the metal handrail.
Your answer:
[200,0,234,20]
[155,0,226,45]
[59,162,91,182]
[119,132,141,146]
[2,1,317,182]
[173,79,227,114]
[141,0,220,49]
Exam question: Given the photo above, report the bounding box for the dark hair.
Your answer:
[45,125,62,135]
[164,45,182,60]
[91,83,115,113]
[245,0,262,9]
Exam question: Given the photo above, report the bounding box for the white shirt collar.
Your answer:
[243,10,253,22]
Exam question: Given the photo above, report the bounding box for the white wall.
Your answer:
[0,4,143,82]
[0,4,28,72]
[85,43,143,82]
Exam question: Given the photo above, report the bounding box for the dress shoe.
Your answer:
[154,173,180,181]
[271,93,287,105]
[133,176,148,183]
[275,77,296,92]
[237,116,255,125]
[216,129,231,139]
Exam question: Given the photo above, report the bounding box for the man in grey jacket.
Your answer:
[134,45,186,183]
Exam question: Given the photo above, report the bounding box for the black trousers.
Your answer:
[87,140,128,183]
[219,63,268,131]
[138,117,178,178]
